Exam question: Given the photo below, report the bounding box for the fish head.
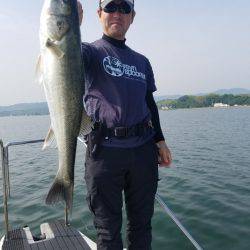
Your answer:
[41,0,75,41]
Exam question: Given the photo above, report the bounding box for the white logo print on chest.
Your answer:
[103,56,146,80]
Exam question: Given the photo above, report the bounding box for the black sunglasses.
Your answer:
[103,2,132,14]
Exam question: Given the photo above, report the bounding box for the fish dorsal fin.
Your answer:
[42,126,57,150]
[78,111,94,138]
[46,39,65,58]
[35,55,44,85]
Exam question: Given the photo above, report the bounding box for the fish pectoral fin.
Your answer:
[35,55,44,85]
[42,127,57,150]
[78,110,94,139]
[46,39,65,58]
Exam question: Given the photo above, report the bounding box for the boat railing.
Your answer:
[0,138,203,249]
[0,139,45,239]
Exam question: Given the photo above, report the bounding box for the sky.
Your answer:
[0,0,249,106]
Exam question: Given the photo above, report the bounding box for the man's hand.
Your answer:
[156,140,172,167]
[77,1,83,26]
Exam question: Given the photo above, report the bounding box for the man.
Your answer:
[78,1,172,249]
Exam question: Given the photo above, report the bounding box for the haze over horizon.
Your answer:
[0,0,249,106]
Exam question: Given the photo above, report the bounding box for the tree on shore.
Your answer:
[157,94,250,110]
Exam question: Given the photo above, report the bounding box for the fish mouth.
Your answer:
[46,1,72,17]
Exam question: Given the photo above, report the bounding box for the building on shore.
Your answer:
[213,103,229,107]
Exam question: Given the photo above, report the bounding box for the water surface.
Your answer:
[0,107,250,249]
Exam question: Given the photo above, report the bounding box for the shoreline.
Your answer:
[159,105,250,111]
[0,105,250,118]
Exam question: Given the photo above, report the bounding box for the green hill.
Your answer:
[157,94,250,110]
[0,102,49,117]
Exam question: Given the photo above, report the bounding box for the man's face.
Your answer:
[98,0,135,40]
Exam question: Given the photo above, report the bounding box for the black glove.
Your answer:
[88,124,105,158]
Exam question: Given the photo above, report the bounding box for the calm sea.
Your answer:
[0,107,250,250]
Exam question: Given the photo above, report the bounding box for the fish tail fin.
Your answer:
[45,177,73,211]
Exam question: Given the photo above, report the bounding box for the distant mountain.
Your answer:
[211,88,250,95]
[155,88,250,101]
[157,93,250,110]
[0,102,48,117]
[154,95,182,101]
[1,88,249,117]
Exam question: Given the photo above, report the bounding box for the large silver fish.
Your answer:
[38,0,92,210]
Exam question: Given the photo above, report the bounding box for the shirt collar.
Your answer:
[102,34,127,49]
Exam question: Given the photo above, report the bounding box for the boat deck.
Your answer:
[1,220,96,250]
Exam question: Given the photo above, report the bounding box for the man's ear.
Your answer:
[131,10,136,24]
[97,8,102,18]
